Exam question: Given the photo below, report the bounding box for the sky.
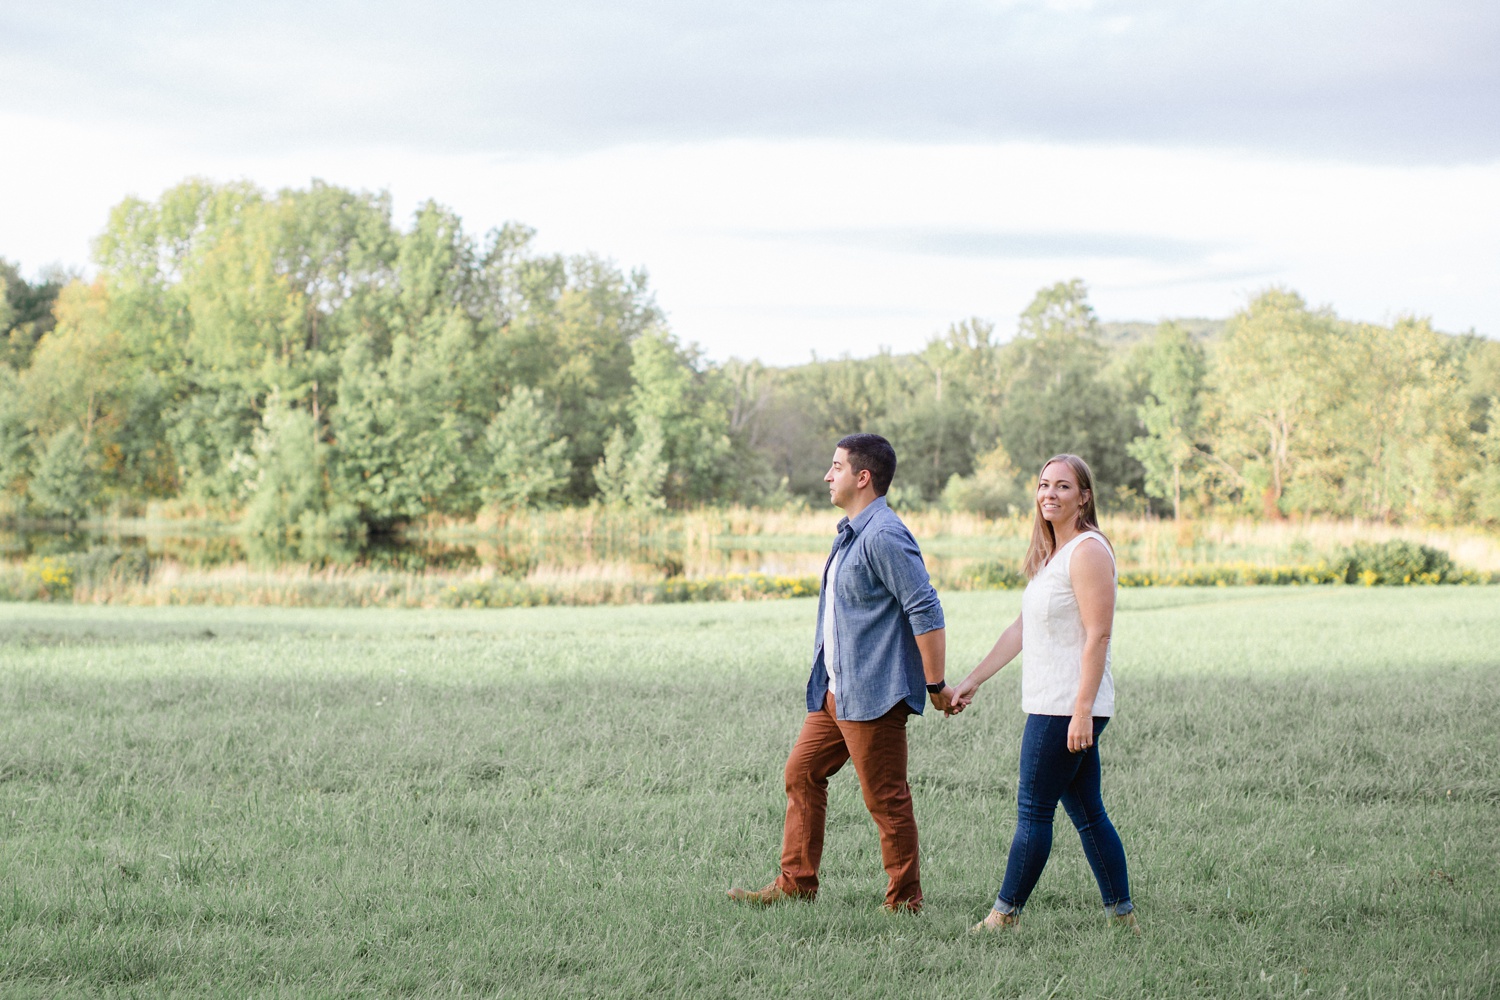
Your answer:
[1,0,1496,365]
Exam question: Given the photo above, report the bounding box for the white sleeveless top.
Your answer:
[1020,530,1115,717]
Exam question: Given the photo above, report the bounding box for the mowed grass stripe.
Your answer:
[0,588,1496,998]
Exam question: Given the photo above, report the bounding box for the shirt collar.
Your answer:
[837,495,888,539]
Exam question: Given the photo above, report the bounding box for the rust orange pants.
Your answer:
[775,693,921,910]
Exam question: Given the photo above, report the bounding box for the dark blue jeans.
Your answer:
[995,714,1133,916]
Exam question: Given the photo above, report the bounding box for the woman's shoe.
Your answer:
[1111,910,1141,934]
[971,908,1020,933]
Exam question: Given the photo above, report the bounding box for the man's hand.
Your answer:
[929,684,959,716]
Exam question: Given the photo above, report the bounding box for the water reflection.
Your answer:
[0,527,985,582]
[0,528,478,572]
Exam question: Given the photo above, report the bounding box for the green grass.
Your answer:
[1,588,1497,998]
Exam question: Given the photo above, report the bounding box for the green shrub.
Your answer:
[435,572,819,609]
[1335,540,1458,585]
[1117,562,1346,587]
[953,560,1028,590]
[28,426,96,520]
[21,555,74,599]
[69,545,151,587]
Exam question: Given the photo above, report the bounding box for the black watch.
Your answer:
[925,680,947,694]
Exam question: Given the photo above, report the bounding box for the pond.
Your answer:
[0,524,1004,585]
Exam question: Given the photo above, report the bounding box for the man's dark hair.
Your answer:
[837,433,897,496]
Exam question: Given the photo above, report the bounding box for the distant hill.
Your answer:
[1097,318,1227,348]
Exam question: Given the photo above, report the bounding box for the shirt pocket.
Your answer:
[840,557,873,597]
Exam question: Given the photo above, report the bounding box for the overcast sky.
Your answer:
[1,0,1496,363]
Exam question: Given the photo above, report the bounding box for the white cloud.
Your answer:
[1,1,1495,161]
[0,2,1495,364]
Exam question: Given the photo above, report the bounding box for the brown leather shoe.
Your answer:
[1112,911,1141,934]
[727,882,814,905]
[971,908,1020,932]
[882,898,922,915]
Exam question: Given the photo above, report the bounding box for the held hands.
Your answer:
[928,684,957,715]
[941,677,979,717]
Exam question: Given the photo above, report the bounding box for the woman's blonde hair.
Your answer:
[1022,453,1107,579]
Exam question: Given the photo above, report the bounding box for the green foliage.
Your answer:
[28,426,95,520]
[1330,318,1459,521]
[1127,322,1206,518]
[18,554,73,599]
[329,334,424,523]
[66,544,152,586]
[593,422,668,510]
[1334,539,1461,585]
[1461,396,1500,523]
[954,559,1028,589]
[0,366,31,500]
[2,179,1498,531]
[941,442,1028,517]
[241,403,346,537]
[1017,277,1099,339]
[1206,289,1345,516]
[12,545,152,600]
[626,329,733,505]
[948,548,1491,592]
[163,386,260,505]
[996,280,1140,494]
[0,258,64,369]
[499,254,659,500]
[438,571,819,608]
[478,386,570,510]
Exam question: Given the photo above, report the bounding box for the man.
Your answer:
[729,433,953,913]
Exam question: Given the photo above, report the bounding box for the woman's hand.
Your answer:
[949,676,979,714]
[1068,709,1094,753]
[950,614,1022,717]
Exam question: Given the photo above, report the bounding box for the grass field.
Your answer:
[1,588,1497,998]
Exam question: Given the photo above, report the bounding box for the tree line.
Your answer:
[1,179,1497,533]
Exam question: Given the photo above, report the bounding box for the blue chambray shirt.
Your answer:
[807,496,946,722]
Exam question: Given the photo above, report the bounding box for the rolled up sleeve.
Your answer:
[866,525,945,635]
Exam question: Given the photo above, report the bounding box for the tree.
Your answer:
[1461,397,1500,525]
[0,259,65,370]
[497,255,658,500]
[1017,278,1100,341]
[1204,289,1345,518]
[941,441,1028,517]
[996,281,1139,498]
[1333,317,1461,521]
[624,329,732,505]
[885,322,999,502]
[16,279,181,505]
[164,386,261,507]
[593,423,667,510]
[21,281,124,446]
[0,367,32,504]
[1127,322,1206,519]
[329,330,472,527]
[242,401,336,537]
[479,387,570,510]
[1452,333,1500,524]
[28,426,95,520]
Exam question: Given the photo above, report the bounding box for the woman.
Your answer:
[951,453,1136,931]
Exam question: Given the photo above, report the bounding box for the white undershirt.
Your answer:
[823,547,843,697]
